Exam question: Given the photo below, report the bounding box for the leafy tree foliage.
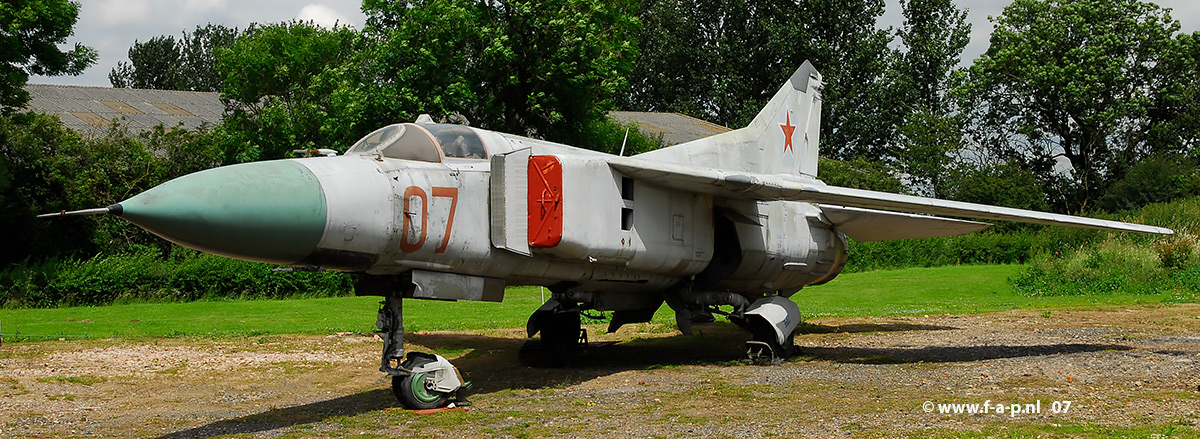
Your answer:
[352,0,488,134]
[1099,155,1200,213]
[806,0,902,160]
[0,0,95,110]
[817,157,906,193]
[942,163,1048,212]
[356,0,639,149]
[619,0,897,159]
[214,22,360,161]
[894,0,969,115]
[891,0,970,197]
[0,113,221,265]
[957,0,1200,212]
[109,35,181,89]
[109,24,239,92]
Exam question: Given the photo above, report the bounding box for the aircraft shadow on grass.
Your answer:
[797,343,1133,364]
[157,322,1130,438]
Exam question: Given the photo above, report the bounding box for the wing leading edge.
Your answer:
[609,157,1174,237]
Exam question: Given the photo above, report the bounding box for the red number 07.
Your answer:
[399,186,459,253]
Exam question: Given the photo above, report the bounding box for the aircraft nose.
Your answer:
[114,160,327,265]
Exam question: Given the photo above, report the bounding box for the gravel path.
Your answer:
[2,304,1198,438]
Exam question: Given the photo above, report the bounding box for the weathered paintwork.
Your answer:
[44,61,1174,407]
[103,62,1173,310]
[117,160,327,265]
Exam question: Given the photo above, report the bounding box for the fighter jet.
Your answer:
[42,62,1173,408]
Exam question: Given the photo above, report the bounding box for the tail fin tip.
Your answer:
[790,61,818,92]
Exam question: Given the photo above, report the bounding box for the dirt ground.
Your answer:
[2,304,1199,438]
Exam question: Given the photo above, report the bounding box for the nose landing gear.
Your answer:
[392,352,468,409]
[377,294,468,409]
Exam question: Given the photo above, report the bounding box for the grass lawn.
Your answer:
[0,264,1189,341]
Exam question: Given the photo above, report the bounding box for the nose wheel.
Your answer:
[378,295,468,409]
[393,354,450,409]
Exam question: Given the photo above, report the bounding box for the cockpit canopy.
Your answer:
[346,123,487,162]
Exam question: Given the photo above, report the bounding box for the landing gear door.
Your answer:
[490,148,532,256]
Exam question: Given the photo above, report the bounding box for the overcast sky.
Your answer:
[30,0,1200,87]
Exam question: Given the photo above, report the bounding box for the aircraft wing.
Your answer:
[817,205,991,242]
[609,157,1175,236]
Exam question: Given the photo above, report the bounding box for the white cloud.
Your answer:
[295,4,354,29]
[92,0,152,26]
[184,0,228,13]
[1162,2,1200,31]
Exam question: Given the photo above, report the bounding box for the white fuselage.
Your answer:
[294,124,847,302]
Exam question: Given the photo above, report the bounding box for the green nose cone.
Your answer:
[116,160,327,265]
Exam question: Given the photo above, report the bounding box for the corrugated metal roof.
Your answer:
[22,85,727,146]
[23,84,224,136]
[609,111,731,146]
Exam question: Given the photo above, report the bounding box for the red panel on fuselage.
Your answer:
[528,155,563,247]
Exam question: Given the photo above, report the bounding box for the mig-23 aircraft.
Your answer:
[43,62,1173,409]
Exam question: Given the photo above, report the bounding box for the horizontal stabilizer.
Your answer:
[820,205,991,242]
[610,157,1174,236]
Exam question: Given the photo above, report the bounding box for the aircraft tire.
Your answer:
[392,356,451,409]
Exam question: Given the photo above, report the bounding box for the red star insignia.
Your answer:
[780,113,796,153]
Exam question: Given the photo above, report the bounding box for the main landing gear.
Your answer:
[377,293,469,409]
[519,291,804,367]
[664,284,803,365]
[520,298,588,367]
[733,296,802,365]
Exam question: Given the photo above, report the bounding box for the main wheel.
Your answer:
[392,356,451,409]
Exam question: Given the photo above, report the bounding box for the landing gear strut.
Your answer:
[377,293,468,409]
[520,299,587,367]
[733,296,801,365]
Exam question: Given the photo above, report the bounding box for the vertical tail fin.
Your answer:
[634,62,824,177]
[745,61,823,177]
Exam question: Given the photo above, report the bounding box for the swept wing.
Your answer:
[610,156,1174,237]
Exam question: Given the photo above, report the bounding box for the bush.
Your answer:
[1011,197,1200,298]
[0,113,225,265]
[846,230,1037,272]
[1012,240,1170,296]
[0,247,354,308]
[941,163,1048,212]
[1101,155,1200,213]
[818,157,905,193]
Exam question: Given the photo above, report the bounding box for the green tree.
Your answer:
[109,35,181,89]
[942,163,1048,212]
[957,0,1199,212]
[0,114,220,264]
[353,0,486,135]
[896,111,961,196]
[357,0,639,149]
[807,0,901,161]
[0,0,96,110]
[817,156,905,193]
[1099,155,1200,212]
[619,0,898,160]
[110,24,239,92]
[892,0,970,197]
[894,0,969,115]
[215,22,361,162]
[179,24,239,92]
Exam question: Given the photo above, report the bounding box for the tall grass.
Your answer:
[1011,197,1200,298]
[0,248,353,308]
[846,229,1038,272]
